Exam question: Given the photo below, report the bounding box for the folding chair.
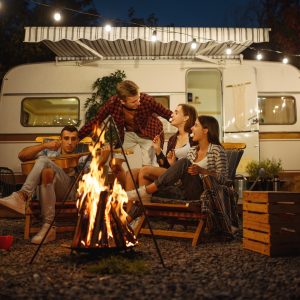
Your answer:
[135,143,246,246]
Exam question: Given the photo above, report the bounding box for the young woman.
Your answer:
[127,116,238,235]
[125,103,197,201]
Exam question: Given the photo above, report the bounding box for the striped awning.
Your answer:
[24,26,270,61]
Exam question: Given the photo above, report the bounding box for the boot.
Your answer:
[31,184,56,244]
[31,223,56,244]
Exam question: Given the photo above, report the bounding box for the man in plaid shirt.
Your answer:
[79,80,172,184]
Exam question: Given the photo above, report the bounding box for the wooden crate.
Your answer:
[243,191,300,256]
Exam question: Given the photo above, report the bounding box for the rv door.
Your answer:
[222,65,259,174]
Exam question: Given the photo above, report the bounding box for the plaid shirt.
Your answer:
[79,93,172,144]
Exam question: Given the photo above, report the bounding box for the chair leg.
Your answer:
[192,218,205,247]
[24,210,31,240]
[134,215,145,237]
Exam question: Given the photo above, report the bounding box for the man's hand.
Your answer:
[44,140,61,151]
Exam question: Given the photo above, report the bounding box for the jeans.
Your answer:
[154,158,203,200]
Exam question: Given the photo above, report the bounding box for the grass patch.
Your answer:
[87,255,149,275]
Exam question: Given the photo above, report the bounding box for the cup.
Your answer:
[0,235,14,250]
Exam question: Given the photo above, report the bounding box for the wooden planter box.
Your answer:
[243,191,300,256]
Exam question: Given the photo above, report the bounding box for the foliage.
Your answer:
[84,70,126,144]
[84,70,126,122]
[87,255,149,275]
[241,0,300,68]
[245,158,283,179]
[0,0,98,82]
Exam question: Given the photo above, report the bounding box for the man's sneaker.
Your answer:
[126,186,151,202]
[0,191,26,215]
[31,223,56,245]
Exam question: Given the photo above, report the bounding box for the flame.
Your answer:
[74,126,137,248]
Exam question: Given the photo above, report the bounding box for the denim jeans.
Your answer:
[21,156,75,202]
[154,158,203,200]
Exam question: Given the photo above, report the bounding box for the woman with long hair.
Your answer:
[125,103,197,201]
[127,115,238,235]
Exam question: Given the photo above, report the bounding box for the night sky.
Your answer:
[95,0,257,27]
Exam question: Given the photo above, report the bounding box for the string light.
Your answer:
[53,11,62,22]
[104,24,112,32]
[191,38,197,50]
[282,57,289,64]
[151,30,157,42]
[26,0,300,65]
[256,52,263,60]
[225,46,232,55]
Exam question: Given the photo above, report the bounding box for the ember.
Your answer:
[71,128,138,250]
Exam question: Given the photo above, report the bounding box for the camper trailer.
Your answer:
[0,27,300,182]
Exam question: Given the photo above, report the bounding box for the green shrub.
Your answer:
[245,158,283,179]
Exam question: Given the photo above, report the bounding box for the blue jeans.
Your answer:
[154,158,203,200]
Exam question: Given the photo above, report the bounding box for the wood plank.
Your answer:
[146,210,206,219]
[243,191,300,203]
[30,226,75,234]
[243,211,300,224]
[243,220,300,233]
[243,228,299,244]
[243,238,300,256]
[140,228,195,239]
[243,202,300,213]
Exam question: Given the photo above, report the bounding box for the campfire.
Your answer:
[71,129,138,250]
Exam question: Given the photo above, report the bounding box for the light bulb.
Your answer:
[104,24,112,32]
[256,53,263,60]
[191,39,197,50]
[225,47,232,55]
[53,12,61,22]
[151,30,157,42]
[282,57,289,64]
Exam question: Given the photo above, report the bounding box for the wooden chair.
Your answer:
[134,142,246,246]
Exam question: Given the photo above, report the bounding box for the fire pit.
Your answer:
[71,129,138,253]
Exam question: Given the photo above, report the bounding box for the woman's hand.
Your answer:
[152,135,162,155]
[167,150,176,165]
[187,164,207,176]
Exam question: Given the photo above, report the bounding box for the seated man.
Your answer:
[0,125,84,244]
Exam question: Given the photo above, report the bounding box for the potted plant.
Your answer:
[245,158,283,191]
[84,70,126,144]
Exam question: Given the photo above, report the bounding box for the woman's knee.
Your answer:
[41,168,55,184]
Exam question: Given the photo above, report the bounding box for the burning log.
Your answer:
[71,128,138,252]
[90,191,108,247]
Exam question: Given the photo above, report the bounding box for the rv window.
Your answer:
[152,96,169,109]
[21,98,80,127]
[258,96,296,125]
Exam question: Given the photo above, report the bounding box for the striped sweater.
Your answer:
[186,144,228,185]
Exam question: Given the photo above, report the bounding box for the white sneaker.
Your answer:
[126,186,151,202]
[31,223,56,244]
[0,191,26,215]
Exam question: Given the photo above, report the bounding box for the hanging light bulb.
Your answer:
[53,12,62,22]
[282,57,289,64]
[151,30,157,42]
[225,45,232,55]
[256,52,263,60]
[104,24,112,32]
[191,38,197,50]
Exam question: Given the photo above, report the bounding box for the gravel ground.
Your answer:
[0,218,299,300]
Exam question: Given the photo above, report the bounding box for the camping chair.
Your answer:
[134,142,246,246]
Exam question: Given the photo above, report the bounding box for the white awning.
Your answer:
[24,26,270,61]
